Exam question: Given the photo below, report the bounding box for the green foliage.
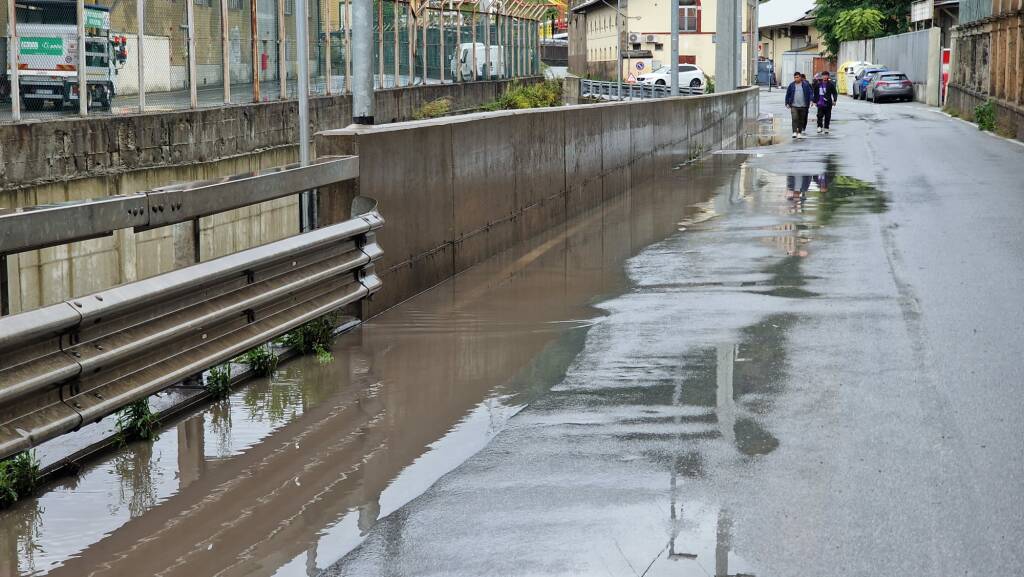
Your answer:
[412,97,453,120]
[205,364,233,399]
[974,100,996,131]
[242,346,279,377]
[834,8,885,41]
[116,399,160,443]
[704,75,715,94]
[483,80,563,110]
[282,315,338,364]
[816,0,912,57]
[0,451,40,508]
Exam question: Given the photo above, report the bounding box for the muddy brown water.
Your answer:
[0,156,752,576]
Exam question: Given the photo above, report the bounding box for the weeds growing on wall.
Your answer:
[975,100,996,132]
[242,346,279,377]
[282,315,338,365]
[205,364,233,399]
[705,75,716,94]
[116,398,160,444]
[412,97,453,120]
[0,451,40,508]
[483,80,563,110]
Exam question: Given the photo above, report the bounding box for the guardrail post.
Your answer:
[8,0,20,122]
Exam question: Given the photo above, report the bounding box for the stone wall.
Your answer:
[316,87,759,316]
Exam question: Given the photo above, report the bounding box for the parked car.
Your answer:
[853,67,887,100]
[637,64,706,89]
[866,70,915,103]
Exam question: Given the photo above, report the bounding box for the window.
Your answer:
[678,0,699,32]
[680,65,697,72]
[230,0,243,9]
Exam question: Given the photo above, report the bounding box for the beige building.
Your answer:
[568,0,757,83]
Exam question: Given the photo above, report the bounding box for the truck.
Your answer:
[450,43,506,81]
[2,0,127,112]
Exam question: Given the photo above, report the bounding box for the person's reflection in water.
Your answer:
[786,174,811,202]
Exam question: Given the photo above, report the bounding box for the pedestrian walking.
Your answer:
[811,71,839,134]
[785,72,812,139]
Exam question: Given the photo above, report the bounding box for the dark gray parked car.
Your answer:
[866,71,915,103]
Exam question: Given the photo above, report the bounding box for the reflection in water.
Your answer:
[0,156,749,577]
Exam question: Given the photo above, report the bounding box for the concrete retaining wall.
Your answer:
[316,87,759,316]
[0,78,540,315]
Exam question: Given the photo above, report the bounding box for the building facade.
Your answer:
[568,0,756,83]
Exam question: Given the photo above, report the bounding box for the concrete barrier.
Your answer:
[316,87,758,316]
[0,78,540,315]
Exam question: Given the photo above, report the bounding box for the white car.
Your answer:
[637,64,706,89]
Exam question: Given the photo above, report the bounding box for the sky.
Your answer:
[759,0,817,27]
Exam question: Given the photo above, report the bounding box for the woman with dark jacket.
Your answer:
[811,71,839,134]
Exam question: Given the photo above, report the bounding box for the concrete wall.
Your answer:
[0,78,540,315]
[316,87,759,316]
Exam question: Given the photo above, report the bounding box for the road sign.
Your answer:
[627,73,637,84]
[635,61,645,71]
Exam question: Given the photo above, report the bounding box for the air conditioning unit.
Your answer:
[645,34,657,43]
[628,33,640,43]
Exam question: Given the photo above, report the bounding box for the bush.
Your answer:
[974,100,995,132]
[116,398,160,443]
[484,80,563,110]
[704,75,716,94]
[205,364,233,399]
[412,97,453,120]
[242,346,279,377]
[0,451,40,508]
[282,315,338,365]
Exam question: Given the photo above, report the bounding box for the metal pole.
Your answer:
[670,0,679,95]
[221,0,231,103]
[421,8,427,83]
[278,0,287,99]
[352,0,374,123]
[484,10,490,79]
[345,0,352,93]
[325,0,332,94]
[615,0,621,99]
[187,0,198,108]
[296,0,313,230]
[252,0,261,102]
[406,3,413,86]
[393,1,399,86]
[471,8,478,81]
[137,0,146,111]
[377,0,384,87]
[77,0,87,115]
[9,0,21,122]
[440,2,446,83]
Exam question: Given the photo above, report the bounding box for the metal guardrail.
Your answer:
[580,79,706,100]
[0,161,381,460]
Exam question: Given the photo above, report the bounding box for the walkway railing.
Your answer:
[0,159,382,460]
[580,79,706,100]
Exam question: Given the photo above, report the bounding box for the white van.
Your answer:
[450,43,506,80]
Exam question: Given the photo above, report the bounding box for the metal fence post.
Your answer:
[406,3,413,86]
[221,0,231,103]
[352,0,374,123]
[278,0,287,99]
[471,7,478,81]
[138,0,147,110]
[77,0,87,116]
[8,0,21,122]
[440,4,446,83]
[345,0,352,93]
[296,0,313,230]
[377,0,383,87]
[484,10,490,79]
[421,9,427,83]
[187,0,198,108]
[252,0,261,102]
[393,1,399,87]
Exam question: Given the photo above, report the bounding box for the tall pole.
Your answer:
[615,0,622,99]
[137,0,146,111]
[352,0,375,123]
[296,0,313,230]
[393,1,399,86]
[715,0,739,91]
[252,0,261,102]
[325,0,332,94]
[345,0,352,92]
[77,0,86,115]
[670,0,679,95]
[278,0,287,99]
[377,0,384,87]
[9,0,21,122]
[221,0,231,103]
[187,0,198,108]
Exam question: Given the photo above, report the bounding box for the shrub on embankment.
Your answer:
[483,80,563,110]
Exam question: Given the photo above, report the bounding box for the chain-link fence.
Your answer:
[1,0,544,123]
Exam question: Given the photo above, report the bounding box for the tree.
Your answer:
[815,0,912,57]
[835,7,884,40]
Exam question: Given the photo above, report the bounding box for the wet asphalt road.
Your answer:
[323,92,1024,576]
[3,89,1023,577]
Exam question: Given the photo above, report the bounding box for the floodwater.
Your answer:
[0,153,786,576]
